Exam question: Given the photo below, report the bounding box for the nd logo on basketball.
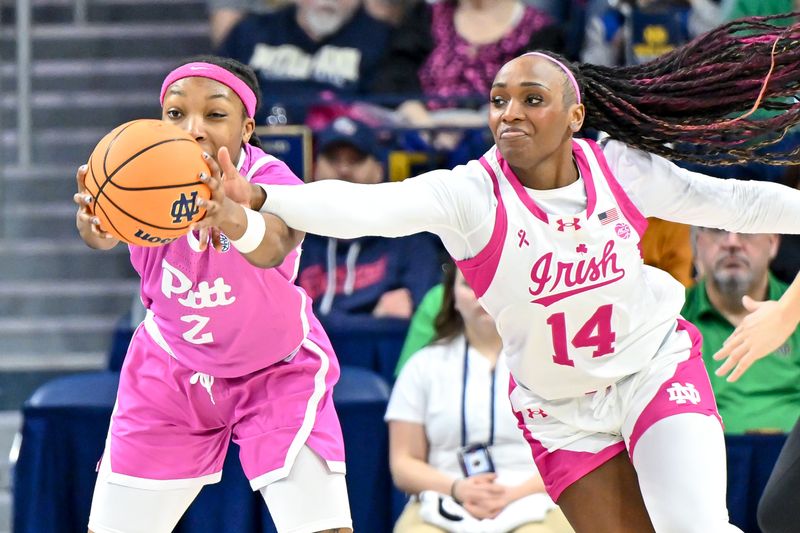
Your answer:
[171,191,201,223]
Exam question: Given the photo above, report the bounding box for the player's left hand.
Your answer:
[713,295,795,382]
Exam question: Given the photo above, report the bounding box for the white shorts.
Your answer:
[509,320,722,501]
[88,445,352,533]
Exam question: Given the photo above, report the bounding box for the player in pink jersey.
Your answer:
[73,56,352,533]
[194,15,800,533]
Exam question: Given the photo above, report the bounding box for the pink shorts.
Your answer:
[509,319,721,502]
[102,323,345,491]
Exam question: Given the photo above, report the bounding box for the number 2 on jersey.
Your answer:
[546,304,616,366]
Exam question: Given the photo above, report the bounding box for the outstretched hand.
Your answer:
[192,146,243,251]
[713,295,795,382]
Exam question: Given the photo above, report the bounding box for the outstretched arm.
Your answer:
[252,165,497,262]
[258,175,458,239]
[607,141,800,234]
[713,272,800,382]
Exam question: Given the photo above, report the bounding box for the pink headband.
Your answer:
[523,52,581,105]
[160,62,257,118]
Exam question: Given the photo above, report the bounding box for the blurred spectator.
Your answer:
[297,117,442,327]
[523,0,569,20]
[217,0,393,124]
[386,263,572,532]
[581,0,722,66]
[207,0,290,48]
[683,227,800,434]
[372,0,564,128]
[364,0,419,26]
[725,0,800,23]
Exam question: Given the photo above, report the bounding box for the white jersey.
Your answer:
[260,139,800,399]
[460,139,684,399]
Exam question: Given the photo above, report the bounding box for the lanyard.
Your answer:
[460,338,497,448]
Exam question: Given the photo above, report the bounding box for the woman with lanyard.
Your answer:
[384,263,572,532]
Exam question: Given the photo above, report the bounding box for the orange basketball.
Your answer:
[84,119,211,246]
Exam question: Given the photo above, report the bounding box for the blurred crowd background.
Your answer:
[2,1,800,532]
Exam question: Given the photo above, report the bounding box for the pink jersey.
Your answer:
[129,143,312,377]
[457,138,686,400]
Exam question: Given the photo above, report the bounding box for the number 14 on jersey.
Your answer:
[546,304,616,366]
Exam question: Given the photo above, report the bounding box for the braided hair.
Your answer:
[172,55,264,149]
[535,13,800,165]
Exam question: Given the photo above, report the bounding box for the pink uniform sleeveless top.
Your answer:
[129,143,311,377]
[456,139,686,400]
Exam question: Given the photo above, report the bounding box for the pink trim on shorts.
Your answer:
[246,336,341,490]
[455,155,508,298]
[509,376,627,502]
[584,139,648,240]
[627,319,723,458]
[106,320,344,491]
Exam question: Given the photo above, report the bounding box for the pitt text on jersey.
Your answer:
[529,239,625,307]
[161,258,236,344]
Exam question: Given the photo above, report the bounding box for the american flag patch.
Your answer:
[598,208,619,225]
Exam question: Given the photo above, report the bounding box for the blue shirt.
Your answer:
[218,5,392,123]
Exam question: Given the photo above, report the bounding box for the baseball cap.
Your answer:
[316,117,378,158]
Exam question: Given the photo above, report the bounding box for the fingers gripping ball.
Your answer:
[84,119,211,246]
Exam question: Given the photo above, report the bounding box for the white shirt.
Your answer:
[385,335,538,486]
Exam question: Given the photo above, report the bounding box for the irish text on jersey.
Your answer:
[529,239,625,307]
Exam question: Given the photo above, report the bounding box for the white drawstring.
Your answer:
[319,238,338,315]
[343,241,361,295]
[589,382,618,420]
[190,372,215,405]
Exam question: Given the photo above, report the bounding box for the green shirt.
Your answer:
[726,0,796,23]
[682,275,800,434]
[394,283,444,376]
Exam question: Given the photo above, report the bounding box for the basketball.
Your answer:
[84,119,211,246]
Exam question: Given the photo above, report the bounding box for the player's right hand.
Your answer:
[74,164,117,244]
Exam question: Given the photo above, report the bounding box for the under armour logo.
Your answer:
[556,218,581,232]
[171,191,201,223]
[518,229,530,247]
[526,408,548,418]
[666,382,701,405]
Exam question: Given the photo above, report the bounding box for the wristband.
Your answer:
[230,207,266,254]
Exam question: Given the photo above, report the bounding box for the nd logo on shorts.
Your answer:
[666,382,701,405]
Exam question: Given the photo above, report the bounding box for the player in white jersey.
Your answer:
[195,15,800,533]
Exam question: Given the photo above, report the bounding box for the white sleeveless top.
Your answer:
[456,139,685,399]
